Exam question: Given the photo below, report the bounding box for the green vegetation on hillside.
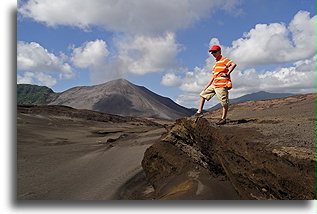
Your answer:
[17,84,59,104]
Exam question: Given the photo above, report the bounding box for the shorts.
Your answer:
[200,85,229,106]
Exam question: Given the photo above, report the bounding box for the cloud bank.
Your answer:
[224,10,316,68]
[19,0,243,85]
[18,0,241,35]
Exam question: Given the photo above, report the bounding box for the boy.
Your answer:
[195,45,237,125]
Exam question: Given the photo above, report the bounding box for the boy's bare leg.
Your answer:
[198,96,205,113]
[222,104,228,119]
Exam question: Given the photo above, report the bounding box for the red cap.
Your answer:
[209,45,221,52]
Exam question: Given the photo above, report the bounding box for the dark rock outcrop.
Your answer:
[142,94,316,200]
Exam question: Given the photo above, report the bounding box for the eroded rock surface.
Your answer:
[142,94,316,200]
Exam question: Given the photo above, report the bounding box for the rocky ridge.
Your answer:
[142,93,316,200]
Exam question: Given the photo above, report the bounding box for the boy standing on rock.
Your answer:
[195,45,237,125]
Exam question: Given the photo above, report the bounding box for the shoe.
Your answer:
[216,119,226,125]
[194,112,203,117]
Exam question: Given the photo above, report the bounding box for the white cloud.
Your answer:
[71,39,109,69]
[70,39,120,83]
[161,73,182,87]
[255,56,316,94]
[17,71,57,87]
[70,34,182,83]
[178,67,210,93]
[289,10,316,53]
[176,92,201,109]
[117,33,181,75]
[221,10,316,68]
[17,41,74,80]
[18,0,243,35]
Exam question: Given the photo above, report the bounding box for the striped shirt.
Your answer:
[212,55,234,88]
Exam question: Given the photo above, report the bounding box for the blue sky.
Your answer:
[17,0,316,108]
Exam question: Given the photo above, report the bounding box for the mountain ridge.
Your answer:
[49,79,195,121]
[208,91,296,110]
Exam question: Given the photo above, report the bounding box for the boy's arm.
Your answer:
[228,62,237,75]
[221,62,237,76]
[204,76,214,91]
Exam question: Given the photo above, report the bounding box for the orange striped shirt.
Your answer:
[212,55,234,88]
